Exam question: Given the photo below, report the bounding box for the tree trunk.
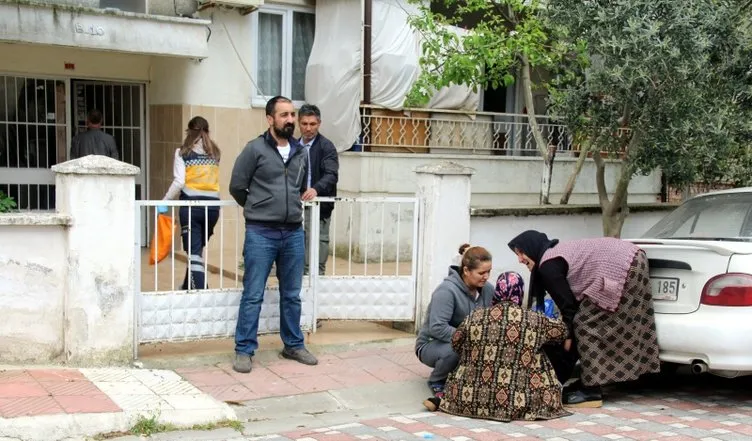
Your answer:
[520,56,553,205]
[560,142,589,204]
[540,145,556,204]
[601,191,629,238]
[602,211,627,238]
[593,149,632,238]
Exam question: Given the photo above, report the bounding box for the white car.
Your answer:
[628,187,752,378]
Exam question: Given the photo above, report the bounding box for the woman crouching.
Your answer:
[424,272,571,422]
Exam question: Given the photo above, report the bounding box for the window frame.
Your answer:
[250,4,315,108]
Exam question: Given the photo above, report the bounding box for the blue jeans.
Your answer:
[235,226,306,356]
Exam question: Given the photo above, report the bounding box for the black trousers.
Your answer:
[543,343,580,385]
[179,205,220,290]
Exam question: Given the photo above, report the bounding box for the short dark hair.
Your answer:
[299,104,321,120]
[87,109,103,125]
[265,96,293,116]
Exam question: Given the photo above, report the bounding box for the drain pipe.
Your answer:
[362,0,373,105]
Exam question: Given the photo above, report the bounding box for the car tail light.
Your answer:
[701,273,752,306]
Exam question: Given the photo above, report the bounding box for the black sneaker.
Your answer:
[563,387,603,408]
[232,353,252,373]
[281,347,319,365]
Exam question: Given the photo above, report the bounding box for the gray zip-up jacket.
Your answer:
[229,131,309,227]
[415,266,494,353]
[70,128,119,160]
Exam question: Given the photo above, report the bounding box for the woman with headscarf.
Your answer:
[415,244,495,398]
[507,230,661,408]
[423,272,571,422]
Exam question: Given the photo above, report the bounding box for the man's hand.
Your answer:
[302,188,318,201]
[564,339,573,352]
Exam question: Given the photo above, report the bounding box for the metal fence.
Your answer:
[357,105,574,155]
[133,196,421,357]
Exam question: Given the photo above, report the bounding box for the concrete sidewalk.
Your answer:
[0,367,235,441]
[4,338,752,441]
[0,338,430,441]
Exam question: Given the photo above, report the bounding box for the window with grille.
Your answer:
[0,76,66,210]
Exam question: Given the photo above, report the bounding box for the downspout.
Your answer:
[363,0,373,104]
[361,0,373,151]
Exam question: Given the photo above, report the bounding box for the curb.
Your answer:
[0,406,237,441]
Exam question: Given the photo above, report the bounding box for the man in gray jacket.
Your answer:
[70,109,119,160]
[229,96,318,373]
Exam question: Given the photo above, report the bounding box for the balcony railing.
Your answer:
[358,105,574,156]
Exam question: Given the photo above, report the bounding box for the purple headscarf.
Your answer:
[493,271,525,306]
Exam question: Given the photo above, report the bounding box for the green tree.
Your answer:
[545,0,752,236]
[407,0,572,204]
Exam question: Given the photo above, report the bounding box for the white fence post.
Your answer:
[53,155,139,364]
[414,162,475,332]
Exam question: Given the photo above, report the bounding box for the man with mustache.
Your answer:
[229,95,318,373]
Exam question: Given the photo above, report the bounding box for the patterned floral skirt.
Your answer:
[574,250,661,387]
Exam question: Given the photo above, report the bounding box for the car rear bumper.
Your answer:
[655,305,752,372]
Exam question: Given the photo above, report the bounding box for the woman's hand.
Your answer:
[564,339,573,352]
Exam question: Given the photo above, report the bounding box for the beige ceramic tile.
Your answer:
[149,105,160,142]
[181,104,192,131]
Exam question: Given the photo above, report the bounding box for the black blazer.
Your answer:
[308,133,339,219]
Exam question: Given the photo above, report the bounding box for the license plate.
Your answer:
[651,277,679,301]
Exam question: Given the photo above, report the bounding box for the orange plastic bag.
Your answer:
[149,214,175,265]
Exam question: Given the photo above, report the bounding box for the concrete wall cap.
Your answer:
[0,212,71,226]
[414,161,476,176]
[52,155,140,176]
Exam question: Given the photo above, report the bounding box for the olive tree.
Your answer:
[545,0,752,236]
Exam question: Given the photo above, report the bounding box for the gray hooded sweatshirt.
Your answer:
[415,266,495,353]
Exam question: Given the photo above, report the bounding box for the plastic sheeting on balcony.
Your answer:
[305,0,479,152]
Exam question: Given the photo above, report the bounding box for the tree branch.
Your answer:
[491,3,517,26]
[609,133,639,211]
[591,149,610,210]
[520,56,550,159]
[560,139,591,204]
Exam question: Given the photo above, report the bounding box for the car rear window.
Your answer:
[644,192,752,240]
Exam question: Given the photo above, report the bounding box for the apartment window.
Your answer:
[252,6,315,106]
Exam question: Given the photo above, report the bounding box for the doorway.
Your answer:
[70,79,147,200]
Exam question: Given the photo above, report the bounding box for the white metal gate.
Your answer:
[307,197,420,323]
[133,196,421,358]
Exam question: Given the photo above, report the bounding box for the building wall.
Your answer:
[0,43,152,81]
[338,152,660,206]
[0,222,67,362]
[147,8,268,251]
